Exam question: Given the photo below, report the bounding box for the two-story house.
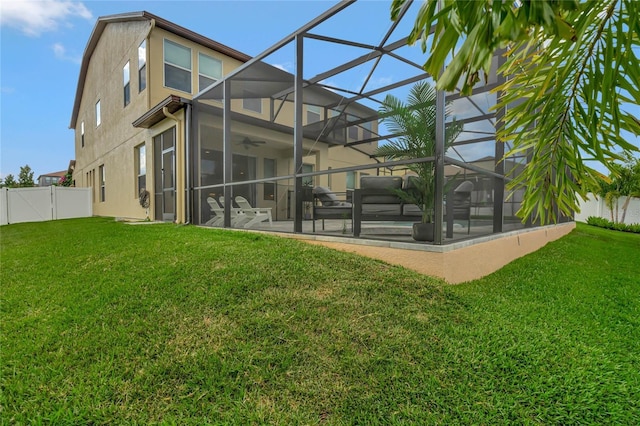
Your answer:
[70,11,378,224]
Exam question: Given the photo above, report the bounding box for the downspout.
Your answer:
[184,103,192,224]
[144,19,155,111]
[162,107,190,224]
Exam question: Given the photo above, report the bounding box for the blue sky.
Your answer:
[1,0,638,180]
[0,0,339,179]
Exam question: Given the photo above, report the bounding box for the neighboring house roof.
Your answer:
[69,11,252,129]
[37,170,67,180]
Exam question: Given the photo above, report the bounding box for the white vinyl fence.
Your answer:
[0,186,92,225]
[576,193,640,225]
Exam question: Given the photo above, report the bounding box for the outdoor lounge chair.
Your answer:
[448,180,473,234]
[312,186,353,232]
[205,197,225,226]
[234,196,273,228]
[219,196,249,227]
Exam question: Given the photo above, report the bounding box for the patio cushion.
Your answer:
[362,203,401,216]
[313,186,341,206]
[360,176,403,204]
[402,203,422,216]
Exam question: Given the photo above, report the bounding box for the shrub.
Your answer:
[586,216,640,233]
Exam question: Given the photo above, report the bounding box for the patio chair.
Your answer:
[205,197,225,226]
[219,196,249,227]
[234,196,273,228]
[312,186,352,232]
[450,180,473,234]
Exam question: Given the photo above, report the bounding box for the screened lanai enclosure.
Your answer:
[190,0,539,245]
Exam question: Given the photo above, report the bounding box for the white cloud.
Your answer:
[0,0,92,37]
[367,76,394,89]
[52,42,80,63]
[270,62,293,72]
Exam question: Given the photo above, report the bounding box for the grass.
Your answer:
[1,218,638,424]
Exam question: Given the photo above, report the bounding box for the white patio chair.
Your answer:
[219,196,249,227]
[205,197,224,226]
[234,196,273,228]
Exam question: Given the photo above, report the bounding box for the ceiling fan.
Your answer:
[237,137,266,149]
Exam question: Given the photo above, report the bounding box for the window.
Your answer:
[164,39,191,93]
[302,163,314,187]
[243,90,262,113]
[81,121,85,147]
[95,100,101,127]
[136,144,146,196]
[348,125,358,140]
[264,158,275,200]
[362,121,372,140]
[346,171,356,190]
[198,53,222,92]
[123,61,130,106]
[99,165,105,202]
[347,114,358,140]
[307,105,321,124]
[138,40,146,92]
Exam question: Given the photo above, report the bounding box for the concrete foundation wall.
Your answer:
[285,222,576,284]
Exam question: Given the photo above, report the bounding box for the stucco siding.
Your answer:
[73,20,151,219]
[147,28,246,107]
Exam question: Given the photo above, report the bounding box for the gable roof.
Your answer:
[37,170,67,180]
[69,11,251,129]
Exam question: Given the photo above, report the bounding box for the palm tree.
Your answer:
[392,0,640,224]
[375,81,462,224]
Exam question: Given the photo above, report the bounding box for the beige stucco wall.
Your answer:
[300,222,576,284]
[74,18,381,224]
[73,20,152,220]
[147,28,246,107]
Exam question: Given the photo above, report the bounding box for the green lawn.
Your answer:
[1,218,638,424]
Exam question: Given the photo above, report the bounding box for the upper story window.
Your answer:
[81,121,85,147]
[307,105,321,124]
[138,40,146,92]
[95,100,101,127]
[198,53,222,92]
[347,114,358,140]
[164,39,191,93]
[242,90,262,113]
[123,61,130,107]
[362,121,372,140]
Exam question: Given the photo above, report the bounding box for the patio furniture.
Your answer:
[219,196,248,227]
[312,186,353,232]
[205,197,224,226]
[353,176,474,237]
[447,180,473,234]
[234,196,273,228]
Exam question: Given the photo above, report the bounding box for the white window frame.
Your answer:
[163,38,192,93]
[138,40,146,93]
[123,61,130,107]
[307,105,321,124]
[242,90,262,114]
[198,52,222,92]
[99,164,105,202]
[95,100,101,127]
[136,144,146,197]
